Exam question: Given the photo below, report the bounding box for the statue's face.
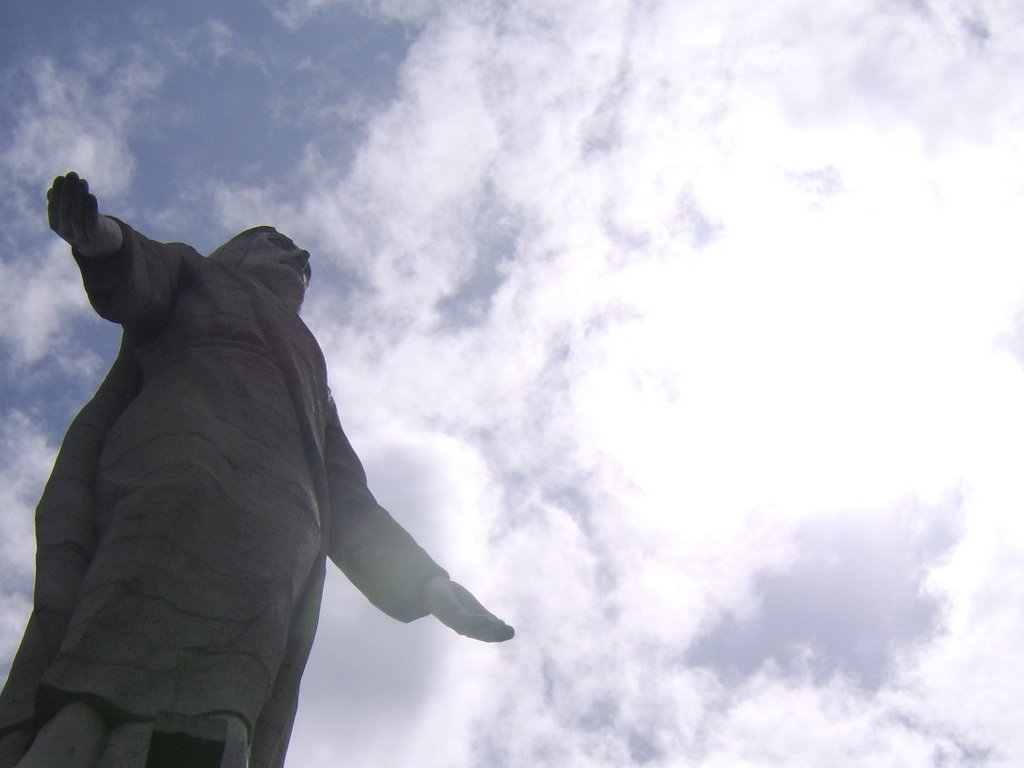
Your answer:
[240,231,311,311]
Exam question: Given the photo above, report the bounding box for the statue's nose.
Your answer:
[293,250,311,284]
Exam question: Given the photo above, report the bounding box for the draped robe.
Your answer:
[0,223,446,768]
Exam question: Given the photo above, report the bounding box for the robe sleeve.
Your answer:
[324,404,448,623]
[72,218,193,335]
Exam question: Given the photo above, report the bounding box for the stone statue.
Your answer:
[0,172,514,768]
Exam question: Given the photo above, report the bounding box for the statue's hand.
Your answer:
[47,171,123,258]
[423,576,515,643]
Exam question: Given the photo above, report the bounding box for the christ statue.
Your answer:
[0,172,513,768]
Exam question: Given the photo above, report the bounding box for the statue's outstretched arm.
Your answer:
[47,171,191,331]
[324,407,513,642]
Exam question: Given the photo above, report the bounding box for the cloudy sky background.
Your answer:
[2,1,1023,765]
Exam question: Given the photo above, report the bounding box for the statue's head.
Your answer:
[209,226,311,312]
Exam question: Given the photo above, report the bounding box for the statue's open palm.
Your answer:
[423,577,515,643]
[47,171,122,258]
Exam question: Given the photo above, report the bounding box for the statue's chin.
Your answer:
[272,285,305,313]
[249,268,306,312]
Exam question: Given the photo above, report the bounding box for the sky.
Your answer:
[1,0,1023,766]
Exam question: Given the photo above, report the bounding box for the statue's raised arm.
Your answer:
[0,171,512,768]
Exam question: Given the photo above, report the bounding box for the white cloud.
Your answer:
[206,20,270,74]
[0,51,162,203]
[0,239,96,366]
[0,413,57,670]
[700,674,941,766]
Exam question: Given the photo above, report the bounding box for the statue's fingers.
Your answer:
[448,581,492,614]
[477,616,514,642]
[452,613,515,643]
[434,598,514,642]
[450,584,514,631]
[57,174,84,239]
[426,579,514,642]
[58,173,83,221]
[46,179,61,232]
[83,193,100,238]
[69,189,98,247]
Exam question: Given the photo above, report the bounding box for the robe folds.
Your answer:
[0,222,446,768]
